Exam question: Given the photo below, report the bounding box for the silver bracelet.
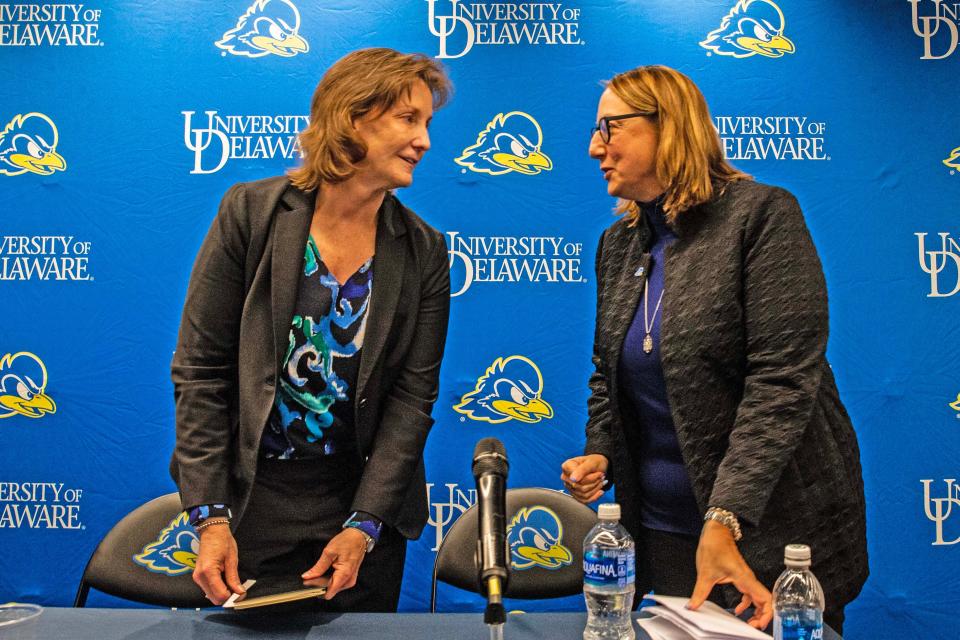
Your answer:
[704,507,742,542]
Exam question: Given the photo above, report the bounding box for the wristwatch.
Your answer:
[342,512,382,553]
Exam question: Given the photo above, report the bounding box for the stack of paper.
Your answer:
[637,594,770,640]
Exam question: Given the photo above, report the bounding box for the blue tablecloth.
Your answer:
[28,608,841,640]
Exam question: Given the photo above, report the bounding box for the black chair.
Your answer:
[430,487,597,612]
[74,492,209,608]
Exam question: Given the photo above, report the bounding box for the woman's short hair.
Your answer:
[607,65,749,222]
[289,48,451,191]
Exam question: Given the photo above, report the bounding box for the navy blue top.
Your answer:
[618,199,702,535]
[261,237,373,460]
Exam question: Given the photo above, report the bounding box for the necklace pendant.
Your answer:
[643,333,654,354]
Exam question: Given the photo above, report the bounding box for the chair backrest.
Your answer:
[431,487,597,611]
[74,492,209,608]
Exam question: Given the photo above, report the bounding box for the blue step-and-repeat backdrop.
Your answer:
[3,1,960,637]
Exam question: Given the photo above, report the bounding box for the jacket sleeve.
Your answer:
[349,232,451,525]
[170,183,250,511]
[583,230,618,480]
[708,188,828,527]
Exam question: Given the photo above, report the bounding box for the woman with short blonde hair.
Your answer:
[562,64,867,634]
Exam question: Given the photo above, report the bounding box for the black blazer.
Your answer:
[170,176,450,539]
[584,180,868,608]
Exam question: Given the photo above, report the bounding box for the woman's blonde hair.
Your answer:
[289,48,451,191]
[607,65,749,223]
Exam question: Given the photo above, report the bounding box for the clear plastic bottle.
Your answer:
[583,503,636,640]
[773,544,825,640]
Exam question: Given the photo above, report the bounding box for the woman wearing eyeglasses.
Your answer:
[560,65,867,633]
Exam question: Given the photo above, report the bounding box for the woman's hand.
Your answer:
[560,454,609,503]
[687,520,773,630]
[193,524,245,605]
[302,528,368,600]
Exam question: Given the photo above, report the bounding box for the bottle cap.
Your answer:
[784,543,812,568]
[597,503,620,520]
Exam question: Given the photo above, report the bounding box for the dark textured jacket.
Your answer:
[170,176,450,539]
[584,180,868,608]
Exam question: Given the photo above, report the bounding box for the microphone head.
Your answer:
[472,437,509,478]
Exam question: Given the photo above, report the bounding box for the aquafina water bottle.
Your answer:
[773,544,825,640]
[583,503,636,640]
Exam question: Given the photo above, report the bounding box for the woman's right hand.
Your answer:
[193,524,245,605]
[560,454,609,503]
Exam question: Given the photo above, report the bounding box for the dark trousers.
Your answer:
[233,457,406,612]
[632,526,845,635]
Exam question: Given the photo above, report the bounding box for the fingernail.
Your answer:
[570,475,579,482]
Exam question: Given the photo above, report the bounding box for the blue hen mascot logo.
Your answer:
[0,113,66,177]
[216,0,309,58]
[456,112,553,176]
[133,513,199,576]
[0,352,56,419]
[700,0,795,58]
[507,506,573,570]
[454,355,553,424]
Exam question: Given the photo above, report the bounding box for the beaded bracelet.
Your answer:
[194,517,230,532]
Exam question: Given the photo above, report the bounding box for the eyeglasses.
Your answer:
[590,111,657,143]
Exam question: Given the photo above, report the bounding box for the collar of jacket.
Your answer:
[277,182,408,239]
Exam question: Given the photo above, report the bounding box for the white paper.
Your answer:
[637,613,695,640]
[221,579,257,609]
[644,594,770,640]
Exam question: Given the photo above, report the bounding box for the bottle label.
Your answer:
[774,611,823,640]
[583,549,635,588]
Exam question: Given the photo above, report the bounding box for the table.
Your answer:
[30,608,841,639]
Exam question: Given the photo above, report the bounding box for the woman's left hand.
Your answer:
[302,528,368,599]
[687,520,773,630]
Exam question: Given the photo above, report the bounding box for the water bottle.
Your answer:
[583,503,636,640]
[773,544,825,640]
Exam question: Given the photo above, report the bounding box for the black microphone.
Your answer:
[472,437,509,626]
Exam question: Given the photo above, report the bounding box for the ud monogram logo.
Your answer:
[700,0,795,58]
[916,232,960,297]
[909,0,960,59]
[922,479,960,545]
[426,0,473,59]
[216,0,308,58]
[426,482,476,552]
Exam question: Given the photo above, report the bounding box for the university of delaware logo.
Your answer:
[455,112,552,176]
[507,505,572,570]
[454,355,553,424]
[0,113,66,176]
[216,0,308,58]
[133,512,199,576]
[949,393,960,417]
[0,352,56,419]
[943,147,960,173]
[700,0,795,58]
